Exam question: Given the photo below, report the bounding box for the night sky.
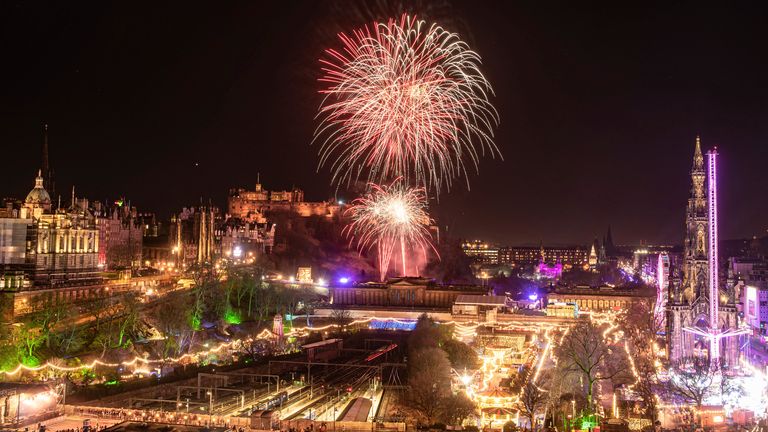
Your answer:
[2,1,767,246]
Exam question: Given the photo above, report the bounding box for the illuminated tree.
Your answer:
[512,367,548,431]
[152,293,196,356]
[14,324,44,366]
[115,295,141,347]
[617,298,663,421]
[617,298,661,356]
[28,294,75,350]
[553,321,631,413]
[664,357,721,411]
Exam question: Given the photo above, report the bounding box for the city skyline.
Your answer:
[2,2,767,246]
[2,3,768,429]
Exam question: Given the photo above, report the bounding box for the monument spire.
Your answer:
[693,135,704,171]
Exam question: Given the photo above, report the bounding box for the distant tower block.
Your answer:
[273,314,284,338]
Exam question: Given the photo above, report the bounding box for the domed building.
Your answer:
[21,170,52,219]
[12,170,101,292]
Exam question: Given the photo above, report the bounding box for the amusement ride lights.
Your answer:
[682,149,749,362]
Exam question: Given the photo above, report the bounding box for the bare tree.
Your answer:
[330,309,353,332]
[618,298,661,356]
[441,392,476,426]
[402,347,453,424]
[516,380,548,431]
[511,366,550,431]
[664,357,734,417]
[28,294,74,350]
[152,294,196,356]
[617,298,662,421]
[553,321,631,413]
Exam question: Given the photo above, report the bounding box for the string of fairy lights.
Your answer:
[2,316,566,377]
[6,309,766,419]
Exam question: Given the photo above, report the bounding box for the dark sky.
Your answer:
[1,1,767,246]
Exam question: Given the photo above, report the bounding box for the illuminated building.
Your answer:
[536,261,562,279]
[169,206,217,266]
[218,217,275,258]
[462,240,500,264]
[136,212,160,238]
[452,295,508,322]
[546,301,578,318]
[547,285,652,313]
[743,285,768,335]
[227,178,340,223]
[20,175,101,287]
[329,276,486,309]
[728,255,768,304]
[92,201,143,270]
[297,266,312,283]
[668,139,741,364]
[655,252,670,329]
[588,242,598,269]
[498,244,588,268]
[625,246,679,284]
[0,171,111,317]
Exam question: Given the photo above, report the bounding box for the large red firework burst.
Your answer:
[344,179,436,281]
[315,14,500,194]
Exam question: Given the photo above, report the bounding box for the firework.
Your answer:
[315,14,500,194]
[344,179,436,281]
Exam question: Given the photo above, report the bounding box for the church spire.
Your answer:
[41,123,55,198]
[42,124,49,176]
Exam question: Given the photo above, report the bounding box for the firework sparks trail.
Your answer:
[344,179,437,280]
[315,14,500,194]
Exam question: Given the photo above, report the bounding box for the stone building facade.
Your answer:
[329,277,486,309]
[228,180,340,222]
[169,206,217,267]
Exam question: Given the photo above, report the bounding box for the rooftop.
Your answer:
[455,295,507,306]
